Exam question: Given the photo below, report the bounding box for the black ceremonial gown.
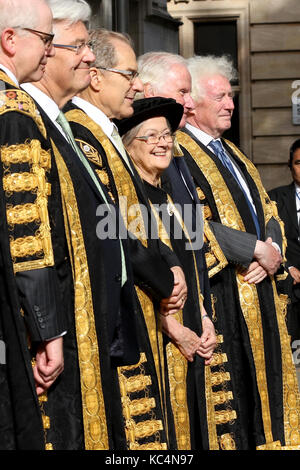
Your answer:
[64,102,182,450]
[175,127,300,450]
[0,71,139,450]
[143,180,214,449]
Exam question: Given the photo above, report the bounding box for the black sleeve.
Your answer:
[16,268,67,342]
[128,236,175,300]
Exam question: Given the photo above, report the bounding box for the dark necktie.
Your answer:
[209,139,260,239]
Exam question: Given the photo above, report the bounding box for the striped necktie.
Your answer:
[210,139,261,239]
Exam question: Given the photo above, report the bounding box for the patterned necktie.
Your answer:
[111,125,133,173]
[209,139,261,239]
[56,111,127,285]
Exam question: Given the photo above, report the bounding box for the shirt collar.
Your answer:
[72,96,114,139]
[185,122,218,148]
[0,64,19,87]
[21,82,60,122]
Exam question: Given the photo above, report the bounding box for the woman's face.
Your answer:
[127,116,173,185]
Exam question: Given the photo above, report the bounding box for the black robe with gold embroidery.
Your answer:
[171,127,300,450]
[64,101,185,450]
[0,73,139,450]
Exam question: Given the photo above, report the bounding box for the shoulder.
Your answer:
[268,183,293,199]
[0,88,46,139]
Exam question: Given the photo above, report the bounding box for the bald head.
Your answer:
[0,0,53,83]
[0,0,50,34]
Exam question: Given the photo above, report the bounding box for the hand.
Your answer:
[198,314,217,365]
[33,337,64,396]
[160,315,201,362]
[289,266,300,285]
[241,261,268,284]
[254,237,282,275]
[160,266,188,316]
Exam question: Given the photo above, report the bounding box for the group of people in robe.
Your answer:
[0,0,300,451]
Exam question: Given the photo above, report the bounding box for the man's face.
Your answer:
[291,148,300,187]
[151,64,194,128]
[44,20,95,99]
[189,74,234,139]
[16,0,54,83]
[97,38,143,120]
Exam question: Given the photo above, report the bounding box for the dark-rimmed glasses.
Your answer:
[98,66,139,83]
[22,28,54,49]
[135,132,174,145]
[53,41,94,55]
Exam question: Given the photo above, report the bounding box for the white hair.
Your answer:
[187,55,238,102]
[137,51,188,99]
[0,0,48,34]
[48,0,91,26]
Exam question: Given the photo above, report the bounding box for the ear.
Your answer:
[1,28,17,56]
[143,82,155,97]
[89,67,102,92]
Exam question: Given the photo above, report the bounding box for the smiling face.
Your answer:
[96,38,143,120]
[126,116,173,185]
[188,74,234,138]
[43,20,95,102]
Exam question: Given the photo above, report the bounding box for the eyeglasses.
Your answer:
[98,66,139,83]
[53,41,94,55]
[135,132,174,145]
[22,28,54,49]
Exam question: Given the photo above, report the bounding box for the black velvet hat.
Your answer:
[115,97,184,136]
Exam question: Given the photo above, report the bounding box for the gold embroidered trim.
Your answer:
[119,374,152,395]
[66,109,169,445]
[210,352,228,367]
[215,410,237,425]
[128,398,156,417]
[203,220,228,278]
[272,285,300,446]
[118,353,167,450]
[1,143,51,168]
[7,203,40,226]
[204,366,219,450]
[219,433,236,450]
[10,235,43,258]
[52,141,109,450]
[0,72,46,138]
[216,335,224,344]
[211,371,231,387]
[212,391,233,406]
[77,139,102,166]
[176,131,277,444]
[125,419,163,442]
[129,442,168,450]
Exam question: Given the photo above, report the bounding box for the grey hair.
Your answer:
[122,122,144,149]
[89,29,133,69]
[0,0,48,35]
[48,0,91,28]
[187,55,238,102]
[137,51,188,99]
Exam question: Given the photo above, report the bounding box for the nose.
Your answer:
[83,46,96,63]
[184,93,195,112]
[46,43,55,58]
[225,95,234,110]
[132,76,144,93]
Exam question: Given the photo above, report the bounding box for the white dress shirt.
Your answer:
[0,64,19,86]
[185,122,257,215]
[21,82,69,140]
